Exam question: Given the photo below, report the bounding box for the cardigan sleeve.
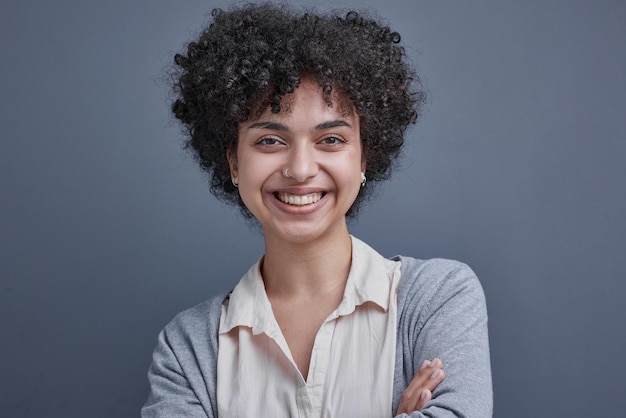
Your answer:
[142,294,226,418]
[392,257,493,417]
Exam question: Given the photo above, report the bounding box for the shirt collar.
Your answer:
[219,258,283,338]
[219,236,400,335]
[335,235,398,316]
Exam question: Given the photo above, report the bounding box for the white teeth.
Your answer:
[277,192,322,206]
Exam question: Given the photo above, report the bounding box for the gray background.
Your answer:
[1,0,624,417]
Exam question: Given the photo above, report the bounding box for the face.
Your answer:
[229,78,365,245]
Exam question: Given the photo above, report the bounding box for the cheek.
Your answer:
[235,157,276,205]
[237,157,271,184]
[338,157,364,194]
[236,179,264,219]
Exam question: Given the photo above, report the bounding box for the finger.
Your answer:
[427,367,445,392]
[397,359,445,414]
[405,358,444,394]
[416,389,432,411]
[399,388,432,415]
[410,369,444,411]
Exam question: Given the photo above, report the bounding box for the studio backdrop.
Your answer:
[1,0,625,416]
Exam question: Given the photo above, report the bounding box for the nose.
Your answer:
[286,143,318,182]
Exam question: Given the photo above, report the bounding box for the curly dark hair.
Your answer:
[171,2,425,217]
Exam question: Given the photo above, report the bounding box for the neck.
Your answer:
[261,226,353,299]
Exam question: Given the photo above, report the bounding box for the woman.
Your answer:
[143,4,492,417]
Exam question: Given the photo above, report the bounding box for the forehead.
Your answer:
[248,79,356,123]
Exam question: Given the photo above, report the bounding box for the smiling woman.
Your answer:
[142,3,492,417]
[231,78,363,246]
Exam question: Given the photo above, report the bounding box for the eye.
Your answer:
[319,135,346,145]
[255,136,284,146]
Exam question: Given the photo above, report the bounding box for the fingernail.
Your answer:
[431,369,441,379]
[420,360,431,370]
[420,390,428,400]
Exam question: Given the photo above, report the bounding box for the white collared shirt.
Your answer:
[217,236,401,418]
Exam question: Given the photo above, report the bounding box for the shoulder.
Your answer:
[161,292,229,351]
[393,256,487,325]
[396,255,480,286]
[395,256,482,296]
[144,293,229,417]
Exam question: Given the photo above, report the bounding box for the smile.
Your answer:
[274,192,324,206]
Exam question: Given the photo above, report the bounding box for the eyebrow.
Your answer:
[314,120,352,131]
[247,121,289,131]
[247,119,352,132]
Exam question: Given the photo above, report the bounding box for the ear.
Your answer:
[227,148,238,180]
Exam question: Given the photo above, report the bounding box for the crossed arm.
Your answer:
[143,261,492,417]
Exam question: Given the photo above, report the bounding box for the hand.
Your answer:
[396,358,445,415]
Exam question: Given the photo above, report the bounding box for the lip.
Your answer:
[267,187,329,214]
[274,191,325,206]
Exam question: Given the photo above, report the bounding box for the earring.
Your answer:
[231,178,238,188]
[282,168,291,179]
[360,172,366,187]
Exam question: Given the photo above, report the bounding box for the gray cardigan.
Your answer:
[142,256,492,417]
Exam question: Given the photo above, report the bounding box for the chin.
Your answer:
[266,217,348,246]
[271,227,323,245]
